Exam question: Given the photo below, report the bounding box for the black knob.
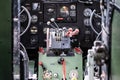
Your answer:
[58,57,64,64]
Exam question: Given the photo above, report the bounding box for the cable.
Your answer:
[19,50,29,80]
[19,42,28,58]
[19,50,27,61]
[90,10,99,35]
[62,60,66,80]
[96,31,102,41]
[50,18,59,29]
[20,6,32,36]
[47,21,56,28]
[89,9,104,41]
[18,8,25,16]
[94,13,102,19]
[53,21,59,29]
[19,42,29,80]
[102,24,109,35]
[50,24,56,28]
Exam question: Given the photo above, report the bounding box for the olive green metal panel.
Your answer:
[111,10,120,80]
[0,0,11,80]
[38,53,83,80]
[115,0,120,6]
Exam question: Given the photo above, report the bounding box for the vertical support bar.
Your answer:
[13,0,21,79]
[87,50,94,80]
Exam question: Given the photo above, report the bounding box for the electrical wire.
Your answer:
[96,31,102,41]
[94,13,102,19]
[18,8,25,16]
[19,50,27,61]
[101,24,109,35]
[47,21,56,29]
[50,18,59,29]
[19,50,29,80]
[90,10,99,35]
[19,42,28,58]
[50,24,56,29]
[62,60,66,80]
[89,9,104,41]
[19,42,29,73]
[90,9,108,41]
[53,21,59,29]
[90,11,103,41]
[19,42,29,80]
[89,8,108,42]
[20,6,32,36]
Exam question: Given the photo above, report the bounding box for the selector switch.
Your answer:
[58,57,64,64]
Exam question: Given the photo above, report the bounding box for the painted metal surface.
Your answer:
[0,0,11,80]
[111,10,120,80]
[38,52,83,80]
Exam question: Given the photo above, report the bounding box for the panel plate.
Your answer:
[38,52,83,80]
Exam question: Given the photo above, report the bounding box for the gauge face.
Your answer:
[60,6,69,17]
[83,8,92,17]
[31,15,38,23]
[70,5,76,10]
